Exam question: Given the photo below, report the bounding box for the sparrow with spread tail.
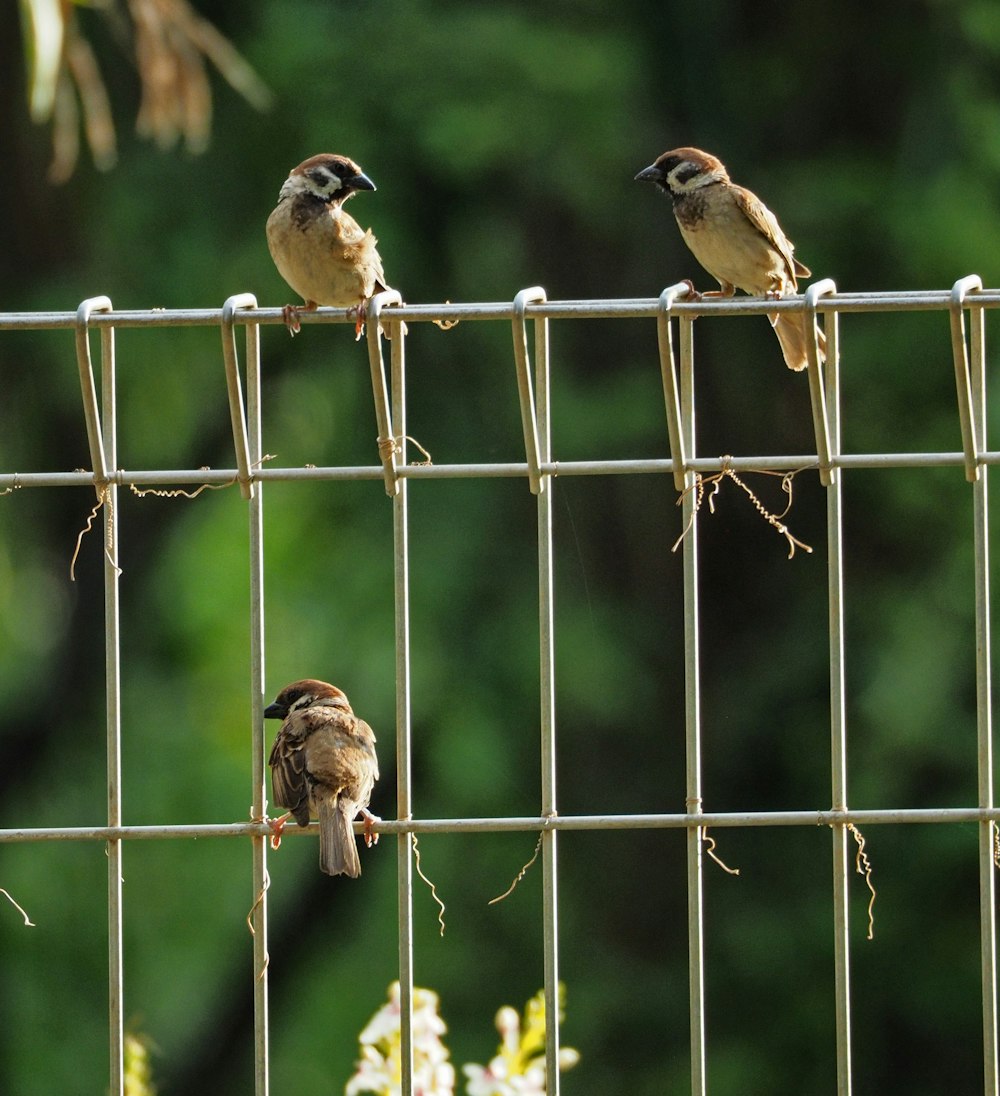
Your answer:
[635,147,824,371]
[266,153,403,338]
[265,678,379,877]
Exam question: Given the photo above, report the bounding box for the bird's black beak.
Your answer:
[634,165,662,183]
[264,701,287,720]
[346,172,376,192]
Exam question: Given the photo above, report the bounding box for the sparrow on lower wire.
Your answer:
[266,153,403,338]
[635,147,824,371]
[265,678,379,877]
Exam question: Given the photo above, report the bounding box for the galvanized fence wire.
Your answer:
[0,279,998,1096]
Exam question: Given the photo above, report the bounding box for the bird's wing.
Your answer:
[332,208,368,247]
[355,719,379,784]
[368,254,390,296]
[335,210,388,296]
[731,184,803,283]
[268,714,311,824]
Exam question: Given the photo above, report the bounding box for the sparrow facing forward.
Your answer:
[266,153,401,337]
[265,678,379,877]
[635,147,824,371]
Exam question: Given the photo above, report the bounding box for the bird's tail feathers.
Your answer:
[769,311,826,372]
[317,795,361,877]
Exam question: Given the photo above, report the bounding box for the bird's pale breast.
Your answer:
[674,186,794,296]
[266,199,381,307]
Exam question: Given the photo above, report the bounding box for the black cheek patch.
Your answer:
[308,169,340,191]
[672,162,702,186]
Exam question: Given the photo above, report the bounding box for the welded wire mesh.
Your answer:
[0,283,997,1096]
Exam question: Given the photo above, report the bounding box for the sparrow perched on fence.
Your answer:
[265,678,379,877]
[266,153,403,338]
[635,147,824,371]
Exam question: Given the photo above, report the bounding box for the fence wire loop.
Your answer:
[220,293,259,500]
[804,279,838,487]
[74,296,114,498]
[365,288,406,496]
[511,286,549,495]
[949,275,984,483]
[656,282,694,492]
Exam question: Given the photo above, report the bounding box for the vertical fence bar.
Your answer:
[390,324,415,1095]
[244,309,269,1096]
[824,304,852,1096]
[100,314,124,1096]
[679,317,706,1096]
[969,303,998,1095]
[533,312,561,1093]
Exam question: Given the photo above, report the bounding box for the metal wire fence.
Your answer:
[0,281,998,1095]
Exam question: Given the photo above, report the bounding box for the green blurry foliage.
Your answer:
[3,1,1000,1094]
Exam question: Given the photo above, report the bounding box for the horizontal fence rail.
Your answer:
[5,286,1000,331]
[0,283,997,1096]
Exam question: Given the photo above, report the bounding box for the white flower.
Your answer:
[345,982,454,1096]
[346,1046,396,1096]
[462,1060,515,1096]
[461,988,579,1095]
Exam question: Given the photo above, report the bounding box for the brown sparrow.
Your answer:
[265,679,379,877]
[635,147,824,371]
[266,154,402,337]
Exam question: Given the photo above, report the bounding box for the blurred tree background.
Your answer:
[3,0,1000,1093]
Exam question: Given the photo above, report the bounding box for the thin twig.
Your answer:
[412,835,446,936]
[848,823,876,941]
[489,833,543,905]
[129,455,276,499]
[672,458,813,559]
[245,869,271,981]
[702,829,740,876]
[433,301,460,330]
[70,487,121,580]
[377,435,433,466]
[129,480,232,500]
[1,888,36,927]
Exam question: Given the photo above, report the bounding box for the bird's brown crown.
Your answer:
[265,679,350,719]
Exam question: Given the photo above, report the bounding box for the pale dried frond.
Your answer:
[19,0,272,182]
